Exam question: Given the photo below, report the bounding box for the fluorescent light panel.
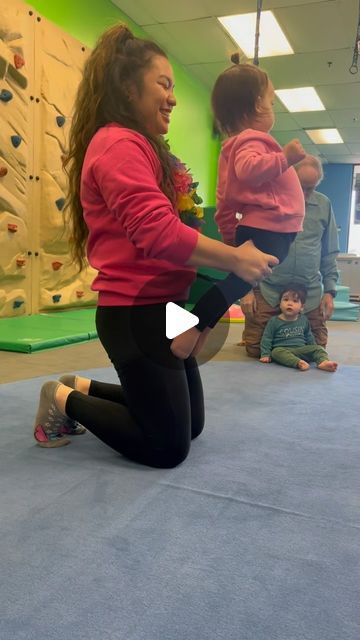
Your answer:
[275,87,325,112]
[305,129,343,144]
[218,11,293,58]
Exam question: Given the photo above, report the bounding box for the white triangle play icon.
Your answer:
[166,302,199,339]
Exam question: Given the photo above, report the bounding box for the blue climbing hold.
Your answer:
[56,115,66,127]
[0,89,13,102]
[13,300,24,309]
[11,135,22,148]
[52,294,62,303]
[55,198,65,211]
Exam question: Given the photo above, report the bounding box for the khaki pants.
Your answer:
[243,289,328,358]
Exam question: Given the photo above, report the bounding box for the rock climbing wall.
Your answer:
[0,0,98,317]
[34,12,97,312]
[0,0,33,317]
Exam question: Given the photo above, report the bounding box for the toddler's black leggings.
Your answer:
[192,226,296,330]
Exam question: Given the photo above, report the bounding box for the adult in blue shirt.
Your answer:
[241,155,340,357]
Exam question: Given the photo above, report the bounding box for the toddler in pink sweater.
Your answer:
[172,58,306,359]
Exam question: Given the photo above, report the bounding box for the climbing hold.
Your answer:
[14,54,25,69]
[56,115,66,127]
[52,294,62,303]
[0,89,13,102]
[0,166,8,177]
[55,198,65,211]
[16,257,26,267]
[13,300,24,309]
[8,223,18,233]
[11,135,22,148]
[76,290,84,298]
[52,261,63,271]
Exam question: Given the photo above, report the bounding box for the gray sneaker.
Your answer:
[58,374,86,436]
[33,381,71,448]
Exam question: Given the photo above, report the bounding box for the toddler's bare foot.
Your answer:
[171,327,201,359]
[297,360,310,371]
[317,360,338,372]
[191,326,211,357]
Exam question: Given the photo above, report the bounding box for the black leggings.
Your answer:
[192,226,296,330]
[65,305,205,468]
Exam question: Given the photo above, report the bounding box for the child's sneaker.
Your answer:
[58,374,86,436]
[33,381,71,448]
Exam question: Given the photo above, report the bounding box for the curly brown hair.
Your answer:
[64,24,176,271]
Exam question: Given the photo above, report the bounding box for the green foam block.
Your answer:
[0,309,97,353]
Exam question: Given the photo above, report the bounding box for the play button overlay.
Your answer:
[165,302,199,339]
[129,270,230,369]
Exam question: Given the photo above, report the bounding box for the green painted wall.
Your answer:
[26,0,219,204]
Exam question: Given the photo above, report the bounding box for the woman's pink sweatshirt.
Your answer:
[215,129,305,245]
[80,125,199,305]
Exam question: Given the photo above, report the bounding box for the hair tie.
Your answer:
[230,52,240,65]
[116,25,135,51]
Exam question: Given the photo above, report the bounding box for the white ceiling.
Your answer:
[111,0,360,164]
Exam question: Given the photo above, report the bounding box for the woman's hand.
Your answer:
[232,240,278,285]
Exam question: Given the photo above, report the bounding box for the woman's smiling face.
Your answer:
[129,55,176,136]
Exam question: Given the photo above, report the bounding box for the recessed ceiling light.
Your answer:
[218,11,293,58]
[275,87,325,112]
[305,129,343,144]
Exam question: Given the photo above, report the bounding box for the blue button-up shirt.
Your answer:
[260,190,340,312]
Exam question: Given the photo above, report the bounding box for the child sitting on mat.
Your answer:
[260,284,338,372]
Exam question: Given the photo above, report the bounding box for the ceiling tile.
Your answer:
[273,130,309,145]
[110,0,157,25]
[144,18,235,65]
[111,0,319,24]
[315,143,351,156]
[328,109,360,128]
[306,48,359,85]
[327,155,360,164]
[317,83,360,109]
[302,143,326,158]
[347,143,360,153]
[185,62,227,89]
[292,112,335,128]
[261,55,313,88]
[263,48,359,88]
[338,128,360,143]
[275,0,358,53]
[272,112,302,130]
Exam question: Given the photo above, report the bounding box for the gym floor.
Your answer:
[0,320,359,384]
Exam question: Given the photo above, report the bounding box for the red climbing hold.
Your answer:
[76,290,85,298]
[14,54,25,69]
[8,223,18,233]
[0,167,8,177]
[16,257,26,267]
[52,261,63,271]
